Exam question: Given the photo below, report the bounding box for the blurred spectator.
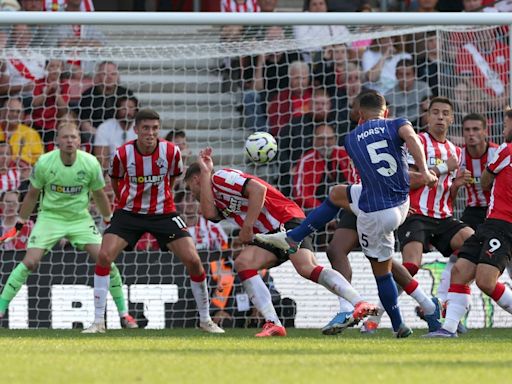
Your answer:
[241,26,300,131]
[56,0,105,76]
[292,123,357,210]
[416,31,449,96]
[0,141,20,192]
[258,0,277,11]
[43,0,94,11]
[277,87,334,195]
[455,28,509,102]
[76,61,134,134]
[0,96,43,172]
[362,34,412,95]
[385,59,431,126]
[219,25,244,92]
[0,0,20,11]
[30,59,71,150]
[267,60,312,135]
[417,0,439,11]
[0,190,33,250]
[326,0,367,12]
[2,24,45,102]
[313,44,349,98]
[436,0,463,11]
[221,0,260,12]
[293,0,349,63]
[94,95,138,172]
[418,95,431,131]
[20,0,59,47]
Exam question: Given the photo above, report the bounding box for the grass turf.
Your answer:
[0,328,510,384]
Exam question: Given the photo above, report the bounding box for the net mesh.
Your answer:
[0,22,510,329]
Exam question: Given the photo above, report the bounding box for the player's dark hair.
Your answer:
[428,96,453,111]
[357,90,386,111]
[135,109,160,125]
[462,113,487,129]
[396,58,415,69]
[184,162,201,181]
[165,130,186,142]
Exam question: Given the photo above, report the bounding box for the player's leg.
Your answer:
[166,235,224,334]
[85,243,137,329]
[0,217,63,318]
[83,233,128,333]
[474,223,512,315]
[233,246,286,336]
[254,184,351,251]
[425,234,478,338]
[361,203,412,338]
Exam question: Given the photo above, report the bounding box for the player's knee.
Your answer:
[97,249,112,267]
[329,185,347,207]
[22,259,39,272]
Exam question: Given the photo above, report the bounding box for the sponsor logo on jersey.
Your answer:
[129,175,165,184]
[50,185,83,195]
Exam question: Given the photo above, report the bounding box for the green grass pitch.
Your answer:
[1,328,511,384]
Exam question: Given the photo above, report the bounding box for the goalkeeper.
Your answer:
[0,123,138,329]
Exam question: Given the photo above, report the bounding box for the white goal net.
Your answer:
[0,18,511,329]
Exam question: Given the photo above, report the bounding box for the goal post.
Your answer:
[0,13,510,329]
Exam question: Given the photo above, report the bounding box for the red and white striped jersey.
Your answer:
[487,142,512,223]
[461,142,499,208]
[211,168,304,233]
[408,132,462,219]
[189,216,229,251]
[0,168,20,193]
[44,0,94,11]
[221,0,260,12]
[109,139,183,215]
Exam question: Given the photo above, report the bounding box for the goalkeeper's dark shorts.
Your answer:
[250,218,314,267]
[105,209,191,251]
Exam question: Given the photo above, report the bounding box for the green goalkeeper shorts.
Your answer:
[27,214,102,251]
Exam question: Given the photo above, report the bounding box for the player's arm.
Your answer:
[18,185,40,222]
[91,188,112,222]
[109,177,121,201]
[198,148,223,222]
[398,124,437,188]
[239,179,266,244]
[481,168,495,191]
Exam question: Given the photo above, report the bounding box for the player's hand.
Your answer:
[420,170,438,188]
[454,168,472,187]
[198,147,214,174]
[446,155,459,172]
[238,224,254,244]
[0,220,24,244]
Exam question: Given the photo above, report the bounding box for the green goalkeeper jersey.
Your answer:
[30,149,105,221]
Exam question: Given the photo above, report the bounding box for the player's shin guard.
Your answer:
[287,198,340,243]
[491,282,512,314]
[94,265,111,323]
[375,273,403,332]
[444,284,471,334]
[0,263,31,315]
[310,266,362,305]
[437,256,456,302]
[239,269,282,326]
[190,272,211,322]
[109,263,127,317]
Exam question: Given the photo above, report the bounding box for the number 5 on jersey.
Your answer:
[366,140,397,177]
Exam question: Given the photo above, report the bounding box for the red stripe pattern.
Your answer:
[211,168,304,234]
[221,0,260,12]
[109,139,183,215]
[409,132,462,219]
[487,142,512,223]
[0,168,20,193]
[461,143,499,207]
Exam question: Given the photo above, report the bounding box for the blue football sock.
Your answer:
[287,197,340,243]
[375,272,403,332]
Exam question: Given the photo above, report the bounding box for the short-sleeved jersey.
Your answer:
[487,142,512,223]
[461,142,499,208]
[408,132,462,219]
[109,139,183,215]
[344,117,410,213]
[211,168,304,233]
[30,149,105,220]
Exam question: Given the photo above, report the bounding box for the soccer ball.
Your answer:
[244,132,278,164]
